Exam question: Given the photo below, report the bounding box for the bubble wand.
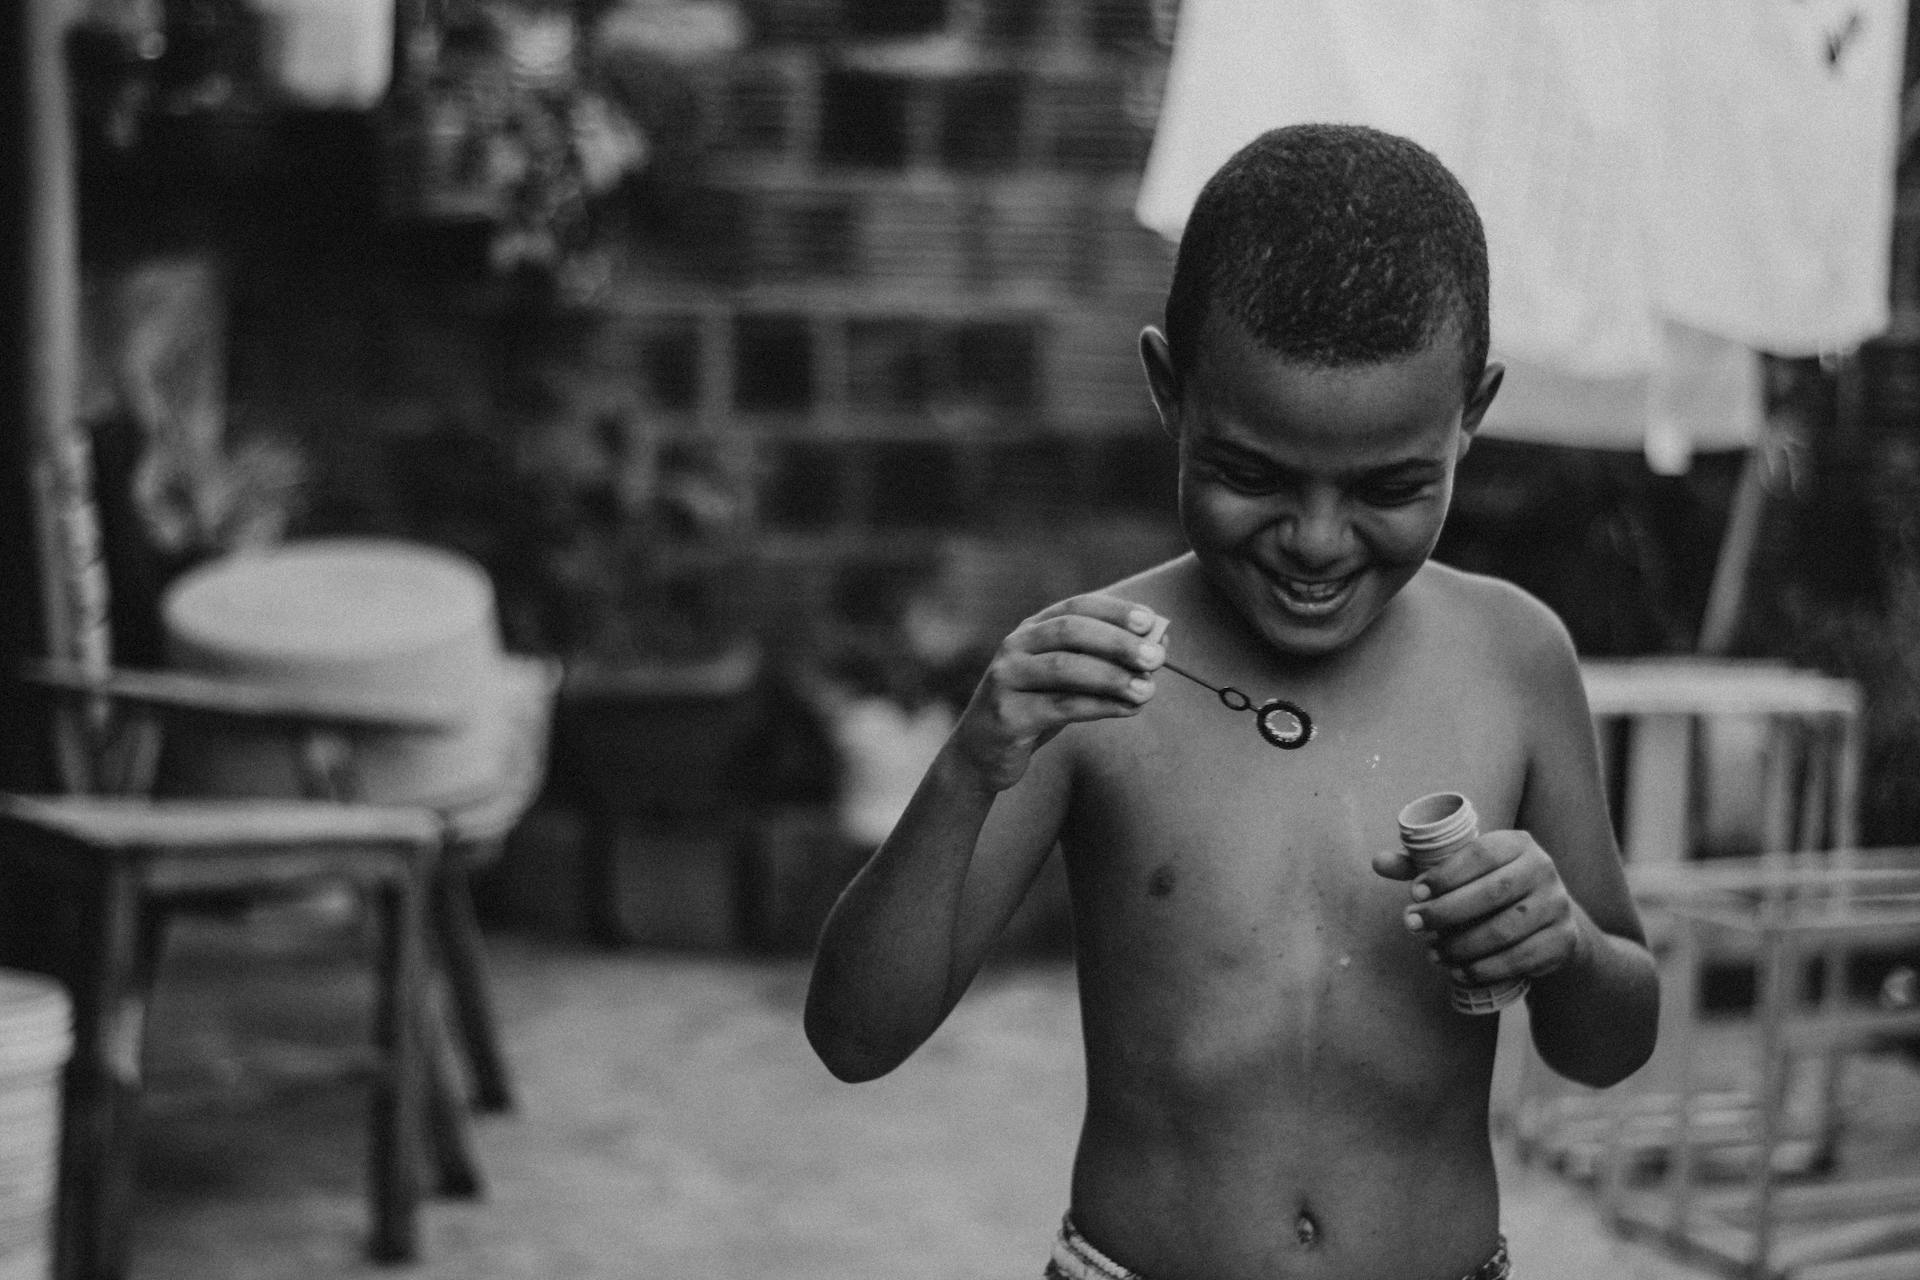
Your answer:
[1154,651,1315,750]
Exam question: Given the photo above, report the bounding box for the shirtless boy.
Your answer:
[805,123,1660,1280]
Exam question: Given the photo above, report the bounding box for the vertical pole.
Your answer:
[1695,441,1770,657]
[18,0,96,661]
[0,3,56,787]
[8,0,112,793]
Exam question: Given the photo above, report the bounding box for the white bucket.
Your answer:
[246,0,396,109]
[0,971,71,1280]
[160,538,514,809]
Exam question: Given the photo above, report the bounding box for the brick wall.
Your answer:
[624,0,1189,653]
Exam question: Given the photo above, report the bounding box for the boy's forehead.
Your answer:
[1183,317,1470,446]
[1188,309,1473,388]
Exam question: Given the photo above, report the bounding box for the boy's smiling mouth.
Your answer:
[1269,570,1360,618]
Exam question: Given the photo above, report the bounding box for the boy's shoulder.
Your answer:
[1103,553,1199,606]
[1098,554,1220,636]
[1415,559,1565,629]
[1410,560,1581,681]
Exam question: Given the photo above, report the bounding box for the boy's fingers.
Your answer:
[1431,902,1545,964]
[1016,613,1165,673]
[1027,594,1165,639]
[1449,928,1561,985]
[1046,692,1150,723]
[1411,866,1527,933]
[1002,651,1155,702]
[1410,833,1522,896]
[1371,848,1417,881]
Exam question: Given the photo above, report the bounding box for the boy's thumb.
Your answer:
[1370,848,1417,881]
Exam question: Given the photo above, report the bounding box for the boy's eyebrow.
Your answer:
[1194,439,1447,482]
[1347,458,1447,481]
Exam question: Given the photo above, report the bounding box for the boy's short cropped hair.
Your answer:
[1164,123,1490,401]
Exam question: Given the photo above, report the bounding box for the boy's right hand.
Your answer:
[951,595,1166,792]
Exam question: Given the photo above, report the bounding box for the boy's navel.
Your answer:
[1294,1207,1320,1247]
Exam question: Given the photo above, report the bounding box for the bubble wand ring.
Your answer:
[1158,659,1315,750]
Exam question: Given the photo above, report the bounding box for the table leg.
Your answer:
[367,875,423,1263]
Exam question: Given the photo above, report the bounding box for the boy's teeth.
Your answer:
[1284,577,1345,600]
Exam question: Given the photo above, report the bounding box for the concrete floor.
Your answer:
[105,912,1909,1280]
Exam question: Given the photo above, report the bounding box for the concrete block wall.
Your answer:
[657,0,1190,627]
[262,0,1194,666]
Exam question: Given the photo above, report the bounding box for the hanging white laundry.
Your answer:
[1136,0,1664,379]
[1654,0,1905,355]
[1443,2,1662,378]
[1484,321,1765,475]
[1133,0,1903,467]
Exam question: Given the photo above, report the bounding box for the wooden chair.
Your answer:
[0,10,547,1271]
[1,641,557,1280]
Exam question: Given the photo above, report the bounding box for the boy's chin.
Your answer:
[1229,579,1393,659]
[1249,614,1374,659]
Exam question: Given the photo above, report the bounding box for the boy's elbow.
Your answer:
[802,1001,911,1083]
[1538,999,1660,1089]
[805,1021,907,1083]
[1531,963,1660,1088]
[1553,1030,1656,1090]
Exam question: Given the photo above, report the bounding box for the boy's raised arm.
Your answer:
[804,596,1167,1082]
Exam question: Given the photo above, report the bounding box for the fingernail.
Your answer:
[1127,611,1152,634]
[1410,882,1431,902]
[1404,912,1424,932]
[1138,643,1164,666]
[1450,969,1470,984]
[1128,677,1153,699]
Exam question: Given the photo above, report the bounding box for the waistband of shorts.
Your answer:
[1047,1214,1511,1280]
[1047,1215,1142,1280]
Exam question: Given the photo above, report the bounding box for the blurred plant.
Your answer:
[387,0,743,290]
[506,380,755,667]
[387,0,640,279]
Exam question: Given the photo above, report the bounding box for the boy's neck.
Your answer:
[1182,554,1413,681]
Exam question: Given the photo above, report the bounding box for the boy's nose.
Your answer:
[1274,498,1351,571]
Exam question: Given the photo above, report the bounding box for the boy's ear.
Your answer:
[1139,326,1181,439]
[1457,362,1505,451]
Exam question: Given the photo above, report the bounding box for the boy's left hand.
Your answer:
[1370,832,1589,986]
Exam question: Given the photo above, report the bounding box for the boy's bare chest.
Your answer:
[1064,656,1529,917]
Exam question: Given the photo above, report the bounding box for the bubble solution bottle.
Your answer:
[1396,791,1530,1015]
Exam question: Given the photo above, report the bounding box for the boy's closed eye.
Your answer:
[1201,453,1441,506]
[1353,475,1436,506]
[1193,447,1283,494]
